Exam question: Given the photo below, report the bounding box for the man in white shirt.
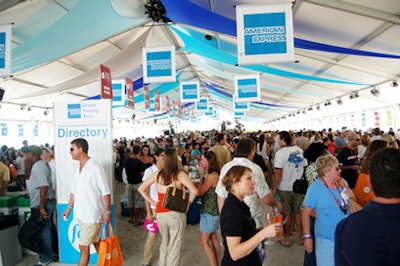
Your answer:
[62,138,111,266]
[274,131,307,247]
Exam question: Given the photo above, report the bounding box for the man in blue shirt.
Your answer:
[335,148,400,266]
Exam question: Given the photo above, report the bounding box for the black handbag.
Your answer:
[293,173,308,194]
[162,181,189,213]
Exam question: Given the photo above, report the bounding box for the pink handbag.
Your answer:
[143,213,158,234]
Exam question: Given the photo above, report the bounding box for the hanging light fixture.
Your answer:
[145,0,168,22]
[349,92,359,99]
[370,86,380,97]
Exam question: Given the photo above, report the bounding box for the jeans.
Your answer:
[316,237,334,266]
[31,199,55,263]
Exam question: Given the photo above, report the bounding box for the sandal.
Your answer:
[278,240,291,248]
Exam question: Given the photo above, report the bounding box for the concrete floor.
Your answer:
[15,181,304,266]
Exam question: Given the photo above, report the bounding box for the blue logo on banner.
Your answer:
[18,124,23,136]
[68,104,81,119]
[234,112,245,117]
[238,78,257,98]
[147,51,172,78]
[361,112,366,127]
[235,102,248,110]
[1,123,7,136]
[182,84,198,100]
[243,12,287,55]
[0,32,5,68]
[149,99,155,112]
[33,125,38,137]
[196,99,208,111]
[112,83,122,102]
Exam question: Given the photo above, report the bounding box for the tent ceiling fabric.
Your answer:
[0,0,399,127]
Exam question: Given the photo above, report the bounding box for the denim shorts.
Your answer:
[199,214,220,233]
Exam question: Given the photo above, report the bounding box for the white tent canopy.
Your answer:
[0,0,399,132]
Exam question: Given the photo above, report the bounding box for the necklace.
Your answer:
[322,178,348,214]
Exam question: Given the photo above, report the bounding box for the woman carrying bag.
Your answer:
[138,148,198,266]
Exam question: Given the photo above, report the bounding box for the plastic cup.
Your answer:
[274,213,283,238]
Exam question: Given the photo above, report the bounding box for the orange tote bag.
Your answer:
[97,223,124,266]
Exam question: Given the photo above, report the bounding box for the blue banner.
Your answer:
[142,46,176,83]
[181,81,199,102]
[0,24,11,76]
[236,3,294,65]
[18,124,23,136]
[235,75,260,102]
[1,123,7,136]
[233,97,249,111]
[112,80,124,105]
[196,98,208,111]
[33,125,39,137]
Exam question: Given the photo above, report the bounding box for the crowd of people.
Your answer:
[115,126,400,266]
[1,125,400,265]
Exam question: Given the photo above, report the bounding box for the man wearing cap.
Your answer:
[25,145,57,265]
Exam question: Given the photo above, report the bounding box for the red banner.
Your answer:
[155,90,160,112]
[374,111,380,127]
[144,86,150,110]
[166,96,170,114]
[126,78,134,109]
[178,105,182,119]
[172,100,176,117]
[100,64,112,99]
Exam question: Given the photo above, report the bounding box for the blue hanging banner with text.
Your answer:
[142,45,176,83]
[235,74,260,102]
[236,3,294,65]
[196,98,209,111]
[0,24,11,77]
[181,81,200,103]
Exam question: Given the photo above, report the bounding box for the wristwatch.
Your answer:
[303,234,312,239]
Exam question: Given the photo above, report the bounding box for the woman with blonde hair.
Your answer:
[358,133,371,160]
[381,133,398,149]
[302,155,353,266]
[138,148,198,266]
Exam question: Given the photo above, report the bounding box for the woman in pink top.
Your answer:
[139,148,198,266]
